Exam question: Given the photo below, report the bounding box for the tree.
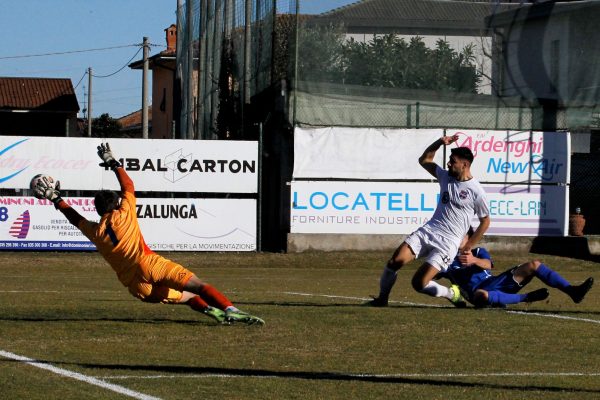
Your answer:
[296,22,346,83]
[90,113,123,138]
[291,24,482,94]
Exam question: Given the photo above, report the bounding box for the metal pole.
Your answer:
[196,0,207,140]
[186,0,195,139]
[204,0,215,138]
[244,0,252,106]
[87,67,92,137]
[210,0,224,138]
[415,101,420,128]
[292,0,299,126]
[175,0,183,139]
[257,122,263,252]
[142,37,149,139]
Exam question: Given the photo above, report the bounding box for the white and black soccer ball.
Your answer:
[30,174,56,199]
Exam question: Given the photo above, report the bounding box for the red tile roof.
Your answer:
[0,77,79,112]
[118,108,152,130]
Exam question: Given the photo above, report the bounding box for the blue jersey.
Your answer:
[440,247,493,298]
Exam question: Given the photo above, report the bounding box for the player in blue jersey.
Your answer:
[438,231,594,308]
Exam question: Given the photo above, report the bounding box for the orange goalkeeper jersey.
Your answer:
[78,169,155,286]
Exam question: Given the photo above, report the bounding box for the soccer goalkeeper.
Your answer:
[32,142,263,326]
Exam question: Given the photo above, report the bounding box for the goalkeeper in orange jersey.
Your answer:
[31,142,263,326]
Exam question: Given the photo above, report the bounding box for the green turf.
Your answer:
[0,250,598,399]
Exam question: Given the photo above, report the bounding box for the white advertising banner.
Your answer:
[447,129,570,184]
[291,181,440,234]
[290,181,567,236]
[293,127,443,179]
[0,197,256,251]
[293,127,570,184]
[0,136,258,193]
[483,184,568,236]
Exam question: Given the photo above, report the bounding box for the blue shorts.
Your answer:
[476,266,523,294]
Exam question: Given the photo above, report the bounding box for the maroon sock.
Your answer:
[198,284,234,309]
[187,295,209,312]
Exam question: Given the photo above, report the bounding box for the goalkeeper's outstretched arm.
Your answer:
[55,200,87,228]
[97,142,134,195]
[115,167,134,195]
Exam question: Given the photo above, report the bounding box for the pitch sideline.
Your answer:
[279,291,600,324]
[0,350,161,400]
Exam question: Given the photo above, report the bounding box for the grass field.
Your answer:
[0,250,599,400]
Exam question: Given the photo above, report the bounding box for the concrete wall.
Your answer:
[288,233,600,257]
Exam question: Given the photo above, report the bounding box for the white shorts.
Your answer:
[404,226,461,272]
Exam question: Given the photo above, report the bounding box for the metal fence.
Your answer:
[178,0,600,234]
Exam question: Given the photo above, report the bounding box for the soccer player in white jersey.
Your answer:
[367,134,491,307]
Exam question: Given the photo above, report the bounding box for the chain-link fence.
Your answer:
[178,0,600,235]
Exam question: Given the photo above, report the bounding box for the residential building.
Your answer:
[0,77,80,136]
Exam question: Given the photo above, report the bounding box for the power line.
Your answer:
[91,47,143,78]
[0,44,140,60]
[72,71,88,90]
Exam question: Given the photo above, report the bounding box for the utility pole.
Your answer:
[142,37,149,139]
[87,67,92,137]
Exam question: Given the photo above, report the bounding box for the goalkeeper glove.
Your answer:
[33,178,63,205]
[97,142,121,170]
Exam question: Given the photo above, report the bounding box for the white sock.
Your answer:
[420,281,452,299]
[379,265,398,299]
[225,306,239,312]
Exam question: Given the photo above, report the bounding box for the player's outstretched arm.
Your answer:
[32,177,86,227]
[97,142,121,171]
[97,142,134,194]
[418,135,458,178]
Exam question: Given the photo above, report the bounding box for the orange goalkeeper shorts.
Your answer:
[127,254,194,304]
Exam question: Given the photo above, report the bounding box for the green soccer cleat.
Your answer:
[225,310,265,326]
[448,284,467,308]
[203,306,227,323]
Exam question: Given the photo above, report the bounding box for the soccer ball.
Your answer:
[30,174,56,199]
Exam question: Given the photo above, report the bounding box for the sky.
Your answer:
[0,0,354,120]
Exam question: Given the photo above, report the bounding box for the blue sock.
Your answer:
[535,264,570,290]
[488,290,527,306]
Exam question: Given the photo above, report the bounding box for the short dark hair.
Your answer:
[94,190,120,216]
[451,147,474,164]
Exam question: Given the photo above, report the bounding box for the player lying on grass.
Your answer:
[31,142,263,326]
[437,230,594,308]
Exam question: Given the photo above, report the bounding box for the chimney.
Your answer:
[165,24,177,52]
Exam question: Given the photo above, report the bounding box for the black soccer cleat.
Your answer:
[363,295,388,307]
[525,288,549,303]
[567,277,594,304]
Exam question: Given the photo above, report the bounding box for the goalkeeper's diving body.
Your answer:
[32,143,263,326]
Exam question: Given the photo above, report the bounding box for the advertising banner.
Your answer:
[293,128,570,184]
[447,129,570,184]
[290,181,567,236]
[0,136,258,193]
[483,184,568,236]
[293,127,443,179]
[0,197,256,251]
